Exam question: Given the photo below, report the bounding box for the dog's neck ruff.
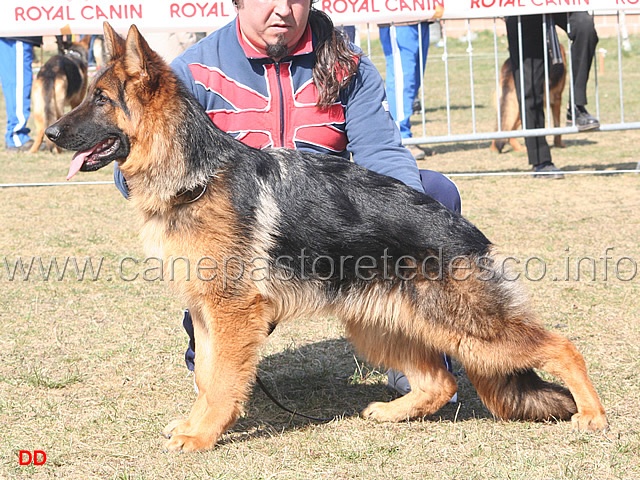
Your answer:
[174,183,207,205]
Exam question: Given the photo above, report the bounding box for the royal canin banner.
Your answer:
[3,0,640,37]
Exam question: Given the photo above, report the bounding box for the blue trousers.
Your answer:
[419,169,461,214]
[379,23,430,139]
[0,39,34,148]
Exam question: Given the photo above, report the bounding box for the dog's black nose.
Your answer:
[45,125,61,141]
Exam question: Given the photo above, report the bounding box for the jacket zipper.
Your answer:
[274,62,285,148]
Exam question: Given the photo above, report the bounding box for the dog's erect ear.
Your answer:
[123,24,161,91]
[103,22,125,61]
[79,35,92,50]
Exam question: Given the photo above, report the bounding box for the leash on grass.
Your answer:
[255,375,338,423]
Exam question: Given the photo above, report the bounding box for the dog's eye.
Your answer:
[95,91,110,106]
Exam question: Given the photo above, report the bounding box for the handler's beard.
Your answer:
[265,35,289,60]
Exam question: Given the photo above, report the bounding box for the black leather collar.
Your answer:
[174,184,207,205]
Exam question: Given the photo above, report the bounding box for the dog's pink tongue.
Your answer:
[66,151,91,180]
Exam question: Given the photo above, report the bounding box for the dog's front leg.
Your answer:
[163,299,269,452]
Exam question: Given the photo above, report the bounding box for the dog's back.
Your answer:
[30,39,90,153]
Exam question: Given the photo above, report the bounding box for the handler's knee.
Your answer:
[419,169,461,214]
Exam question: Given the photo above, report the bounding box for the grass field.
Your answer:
[0,31,639,479]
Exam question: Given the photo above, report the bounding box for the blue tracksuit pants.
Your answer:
[0,38,34,148]
[379,23,430,139]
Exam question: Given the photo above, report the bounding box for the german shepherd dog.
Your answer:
[490,45,567,153]
[46,23,608,452]
[29,36,91,153]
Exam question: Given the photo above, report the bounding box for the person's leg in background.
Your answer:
[0,38,34,149]
[379,23,429,160]
[505,16,563,178]
[411,22,430,115]
[393,23,429,140]
[554,12,600,130]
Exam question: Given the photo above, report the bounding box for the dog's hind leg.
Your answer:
[346,323,457,422]
[535,331,607,431]
[29,81,45,154]
[163,297,270,452]
[462,320,607,432]
[49,79,68,153]
[504,111,525,153]
[491,60,526,154]
[550,90,566,148]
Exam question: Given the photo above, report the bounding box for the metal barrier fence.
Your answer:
[355,12,640,155]
[5,2,640,173]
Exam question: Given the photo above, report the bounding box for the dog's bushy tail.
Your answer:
[467,364,577,422]
[447,257,578,423]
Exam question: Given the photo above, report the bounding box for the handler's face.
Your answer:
[236,0,311,59]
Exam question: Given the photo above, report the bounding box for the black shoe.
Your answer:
[412,99,422,114]
[533,162,565,179]
[567,105,600,132]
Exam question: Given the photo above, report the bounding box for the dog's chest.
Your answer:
[140,215,166,259]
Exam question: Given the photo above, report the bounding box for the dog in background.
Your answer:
[46,23,608,452]
[490,44,567,153]
[29,36,91,153]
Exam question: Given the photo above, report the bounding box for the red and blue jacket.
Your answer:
[170,19,424,193]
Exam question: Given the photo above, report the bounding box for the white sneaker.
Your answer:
[386,368,458,403]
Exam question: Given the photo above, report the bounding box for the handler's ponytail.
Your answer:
[308,8,361,108]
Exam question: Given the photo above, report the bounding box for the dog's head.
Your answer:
[65,40,90,65]
[56,35,90,65]
[46,22,171,180]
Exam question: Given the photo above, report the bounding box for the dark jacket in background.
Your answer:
[2,37,43,46]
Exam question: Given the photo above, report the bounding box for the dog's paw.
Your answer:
[571,411,609,432]
[361,401,407,422]
[162,418,187,439]
[164,433,215,453]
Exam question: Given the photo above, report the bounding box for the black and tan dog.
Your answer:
[490,44,567,153]
[29,36,91,153]
[46,23,607,452]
